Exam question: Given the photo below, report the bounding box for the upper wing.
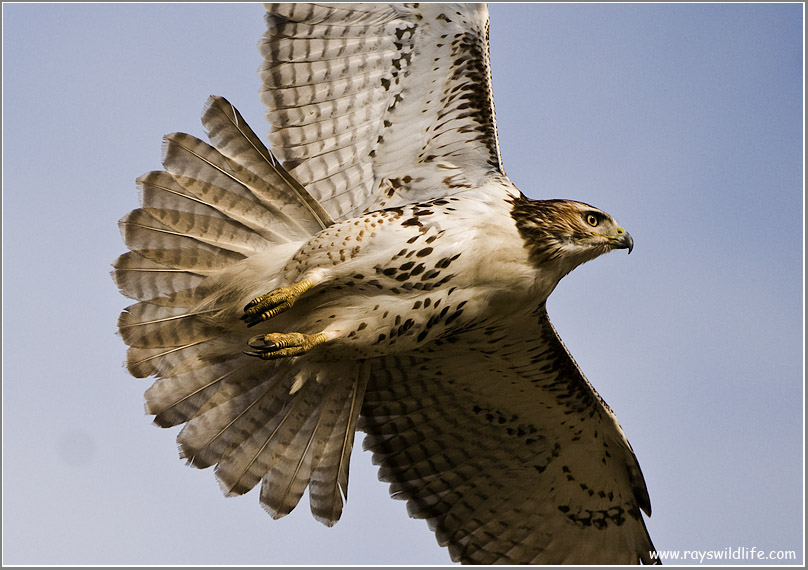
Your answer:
[359,305,656,564]
[261,3,505,221]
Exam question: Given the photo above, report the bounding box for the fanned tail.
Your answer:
[113,96,366,524]
[307,360,370,524]
[201,96,333,232]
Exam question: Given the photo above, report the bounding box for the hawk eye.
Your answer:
[585,213,599,227]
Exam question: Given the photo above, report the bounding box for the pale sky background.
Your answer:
[2,2,804,566]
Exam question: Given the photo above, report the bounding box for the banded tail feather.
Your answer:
[113,95,366,524]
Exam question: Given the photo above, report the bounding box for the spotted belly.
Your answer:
[258,193,533,359]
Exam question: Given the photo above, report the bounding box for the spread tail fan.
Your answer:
[113,96,365,523]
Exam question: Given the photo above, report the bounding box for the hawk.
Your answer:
[113,3,657,564]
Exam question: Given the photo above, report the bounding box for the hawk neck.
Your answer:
[509,195,572,270]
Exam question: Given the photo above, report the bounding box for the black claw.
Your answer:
[249,334,264,346]
[243,350,262,358]
[248,336,277,350]
[243,314,262,327]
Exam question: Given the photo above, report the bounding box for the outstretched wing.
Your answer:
[261,3,505,221]
[360,305,656,565]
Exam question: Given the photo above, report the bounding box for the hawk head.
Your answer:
[511,197,633,277]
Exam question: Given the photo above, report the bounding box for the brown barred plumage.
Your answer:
[114,3,655,564]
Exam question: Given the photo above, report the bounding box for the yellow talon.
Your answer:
[241,278,314,327]
[244,332,328,360]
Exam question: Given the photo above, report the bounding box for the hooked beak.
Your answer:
[612,230,634,254]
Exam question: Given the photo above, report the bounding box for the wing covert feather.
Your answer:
[360,309,656,565]
[261,3,505,221]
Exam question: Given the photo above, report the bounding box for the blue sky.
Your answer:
[2,2,804,565]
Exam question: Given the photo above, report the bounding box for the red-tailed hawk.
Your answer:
[113,3,656,564]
